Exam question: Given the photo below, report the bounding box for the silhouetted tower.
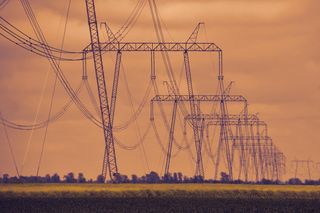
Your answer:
[85,0,118,181]
[293,160,313,180]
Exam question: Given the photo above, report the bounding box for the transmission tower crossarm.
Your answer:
[151,95,247,102]
[185,113,263,125]
[85,0,118,181]
[85,42,221,52]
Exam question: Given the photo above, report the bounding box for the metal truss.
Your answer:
[85,0,118,182]
[151,95,247,102]
[85,42,221,52]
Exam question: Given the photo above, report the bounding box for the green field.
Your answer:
[1,184,320,212]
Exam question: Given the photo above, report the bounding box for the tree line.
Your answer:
[1,172,319,185]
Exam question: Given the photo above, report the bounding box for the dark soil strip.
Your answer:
[0,197,320,213]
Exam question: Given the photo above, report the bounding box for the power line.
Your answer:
[0,0,9,10]
[36,0,72,177]
[0,112,20,178]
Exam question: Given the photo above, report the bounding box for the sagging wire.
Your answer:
[0,112,20,178]
[36,0,73,177]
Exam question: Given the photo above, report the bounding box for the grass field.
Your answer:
[1,184,320,212]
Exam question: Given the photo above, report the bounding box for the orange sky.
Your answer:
[0,0,320,180]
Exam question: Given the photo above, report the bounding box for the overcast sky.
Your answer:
[0,0,319,180]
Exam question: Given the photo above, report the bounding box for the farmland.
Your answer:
[0,184,320,212]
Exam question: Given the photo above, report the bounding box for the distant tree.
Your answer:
[146,171,160,183]
[173,173,179,183]
[233,179,243,184]
[45,174,51,183]
[123,175,129,183]
[2,174,9,183]
[78,173,86,183]
[177,172,183,182]
[305,179,317,185]
[113,173,122,183]
[183,176,190,183]
[113,173,129,183]
[9,176,20,183]
[220,172,231,183]
[64,172,76,183]
[288,178,302,185]
[96,175,105,183]
[260,179,273,185]
[32,176,39,183]
[163,173,172,183]
[51,173,60,183]
[194,175,204,183]
[22,176,37,183]
[124,175,130,183]
[140,175,146,183]
[131,174,138,183]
